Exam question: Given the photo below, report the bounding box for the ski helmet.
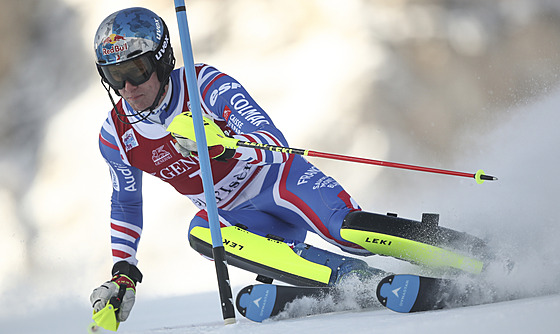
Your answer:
[94,7,175,121]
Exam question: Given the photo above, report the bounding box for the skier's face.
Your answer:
[118,72,165,111]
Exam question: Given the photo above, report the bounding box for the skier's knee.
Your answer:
[187,210,211,243]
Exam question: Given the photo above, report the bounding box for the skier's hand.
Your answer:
[174,135,236,161]
[173,135,197,158]
[167,111,239,149]
[90,261,142,322]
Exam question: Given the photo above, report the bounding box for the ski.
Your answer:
[236,274,481,321]
[236,278,383,322]
[376,274,477,313]
[235,284,334,322]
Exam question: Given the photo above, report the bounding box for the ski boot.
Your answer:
[292,243,386,286]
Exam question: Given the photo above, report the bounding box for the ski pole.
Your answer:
[236,141,497,184]
[174,1,236,324]
[167,111,498,185]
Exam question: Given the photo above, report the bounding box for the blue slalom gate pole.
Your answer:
[174,0,236,324]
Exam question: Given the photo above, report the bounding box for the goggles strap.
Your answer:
[100,78,148,125]
[145,76,170,114]
[100,77,171,125]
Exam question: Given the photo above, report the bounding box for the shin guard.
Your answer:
[340,211,484,274]
[189,226,332,286]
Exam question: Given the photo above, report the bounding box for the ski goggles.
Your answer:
[99,55,156,90]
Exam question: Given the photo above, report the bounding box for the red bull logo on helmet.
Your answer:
[102,34,128,56]
[102,33,126,44]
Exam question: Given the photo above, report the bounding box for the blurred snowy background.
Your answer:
[1,0,560,331]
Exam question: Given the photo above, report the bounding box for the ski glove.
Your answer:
[90,261,143,322]
[173,135,236,162]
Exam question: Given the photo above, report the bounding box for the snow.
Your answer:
[3,287,559,333]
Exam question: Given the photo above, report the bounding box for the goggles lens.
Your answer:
[100,56,155,90]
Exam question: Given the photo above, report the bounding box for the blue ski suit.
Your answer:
[99,64,368,266]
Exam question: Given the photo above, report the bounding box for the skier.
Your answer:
[90,7,389,323]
